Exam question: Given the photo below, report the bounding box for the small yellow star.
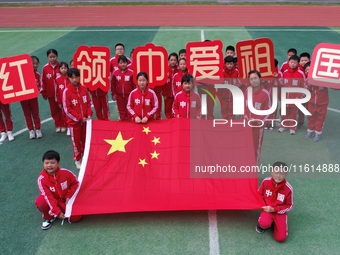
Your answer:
[151,137,161,145]
[138,158,148,167]
[104,132,133,155]
[142,126,151,135]
[150,150,160,159]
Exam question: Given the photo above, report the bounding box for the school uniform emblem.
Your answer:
[292,79,298,86]
[255,102,262,110]
[61,181,68,190]
[145,99,151,106]
[277,193,285,202]
[265,189,272,197]
[124,76,130,81]
[191,101,196,108]
[83,96,87,103]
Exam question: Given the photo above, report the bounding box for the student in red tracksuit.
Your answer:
[218,56,240,120]
[35,150,82,230]
[111,55,135,121]
[244,70,271,166]
[173,74,201,119]
[127,72,158,124]
[55,62,70,132]
[110,43,132,73]
[41,49,65,132]
[63,68,92,169]
[280,48,297,73]
[256,162,293,243]
[172,58,189,97]
[19,55,42,139]
[163,52,179,119]
[303,62,329,142]
[279,55,305,135]
[0,102,14,142]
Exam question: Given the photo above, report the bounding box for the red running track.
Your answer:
[0,5,340,27]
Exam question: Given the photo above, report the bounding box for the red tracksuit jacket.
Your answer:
[163,64,179,97]
[41,62,60,99]
[258,177,293,214]
[308,85,329,105]
[37,167,79,218]
[244,85,271,121]
[63,84,93,126]
[173,90,201,118]
[172,69,188,97]
[109,55,132,73]
[111,68,135,97]
[282,67,305,101]
[127,87,158,119]
[219,67,240,100]
[55,74,70,105]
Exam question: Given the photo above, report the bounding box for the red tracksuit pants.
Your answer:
[20,98,41,130]
[116,94,131,121]
[70,122,87,161]
[91,94,110,120]
[220,100,233,120]
[258,211,288,242]
[163,96,174,119]
[0,102,13,132]
[280,105,298,131]
[35,195,82,222]
[252,126,264,166]
[48,97,66,128]
[307,103,327,134]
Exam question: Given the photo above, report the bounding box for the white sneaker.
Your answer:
[29,130,35,139]
[55,127,61,133]
[36,129,43,138]
[7,131,14,141]
[278,128,286,133]
[61,127,67,132]
[0,132,7,142]
[290,130,296,135]
[66,128,70,136]
[75,160,82,169]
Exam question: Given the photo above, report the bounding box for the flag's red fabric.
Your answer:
[66,119,264,216]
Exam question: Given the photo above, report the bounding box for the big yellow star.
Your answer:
[104,132,133,155]
[151,137,161,145]
[142,126,151,135]
[138,158,148,167]
[150,150,160,159]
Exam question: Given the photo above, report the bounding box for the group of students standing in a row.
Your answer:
[0,43,330,168]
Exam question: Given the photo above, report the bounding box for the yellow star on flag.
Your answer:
[142,126,151,135]
[104,131,133,155]
[138,158,148,167]
[151,137,161,145]
[150,150,160,159]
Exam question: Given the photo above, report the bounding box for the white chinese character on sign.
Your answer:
[190,46,220,80]
[317,51,340,78]
[92,51,107,87]
[77,51,92,84]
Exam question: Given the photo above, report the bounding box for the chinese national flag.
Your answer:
[66,119,263,216]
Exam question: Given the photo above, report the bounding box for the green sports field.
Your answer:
[1,26,340,255]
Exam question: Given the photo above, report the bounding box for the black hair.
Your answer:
[115,43,125,49]
[248,70,261,79]
[299,52,310,59]
[59,62,69,69]
[224,56,234,63]
[68,68,80,78]
[274,58,278,67]
[42,150,60,162]
[289,55,300,62]
[233,57,238,64]
[46,49,58,57]
[304,61,311,69]
[273,161,288,168]
[287,48,297,55]
[31,55,39,63]
[168,52,179,61]
[178,49,186,55]
[225,45,235,52]
[182,74,194,84]
[137,71,148,81]
[118,55,128,63]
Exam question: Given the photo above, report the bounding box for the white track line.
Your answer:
[209,210,220,255]
[201,30,205,42]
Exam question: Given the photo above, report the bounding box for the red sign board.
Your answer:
[132,43,168,88]
[73,45,110,92]
[236,38,275,79]
[0,54,38,104]
[308,43,340,88]
[186,40,224,81]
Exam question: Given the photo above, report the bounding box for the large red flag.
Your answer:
[66,119,263,216]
